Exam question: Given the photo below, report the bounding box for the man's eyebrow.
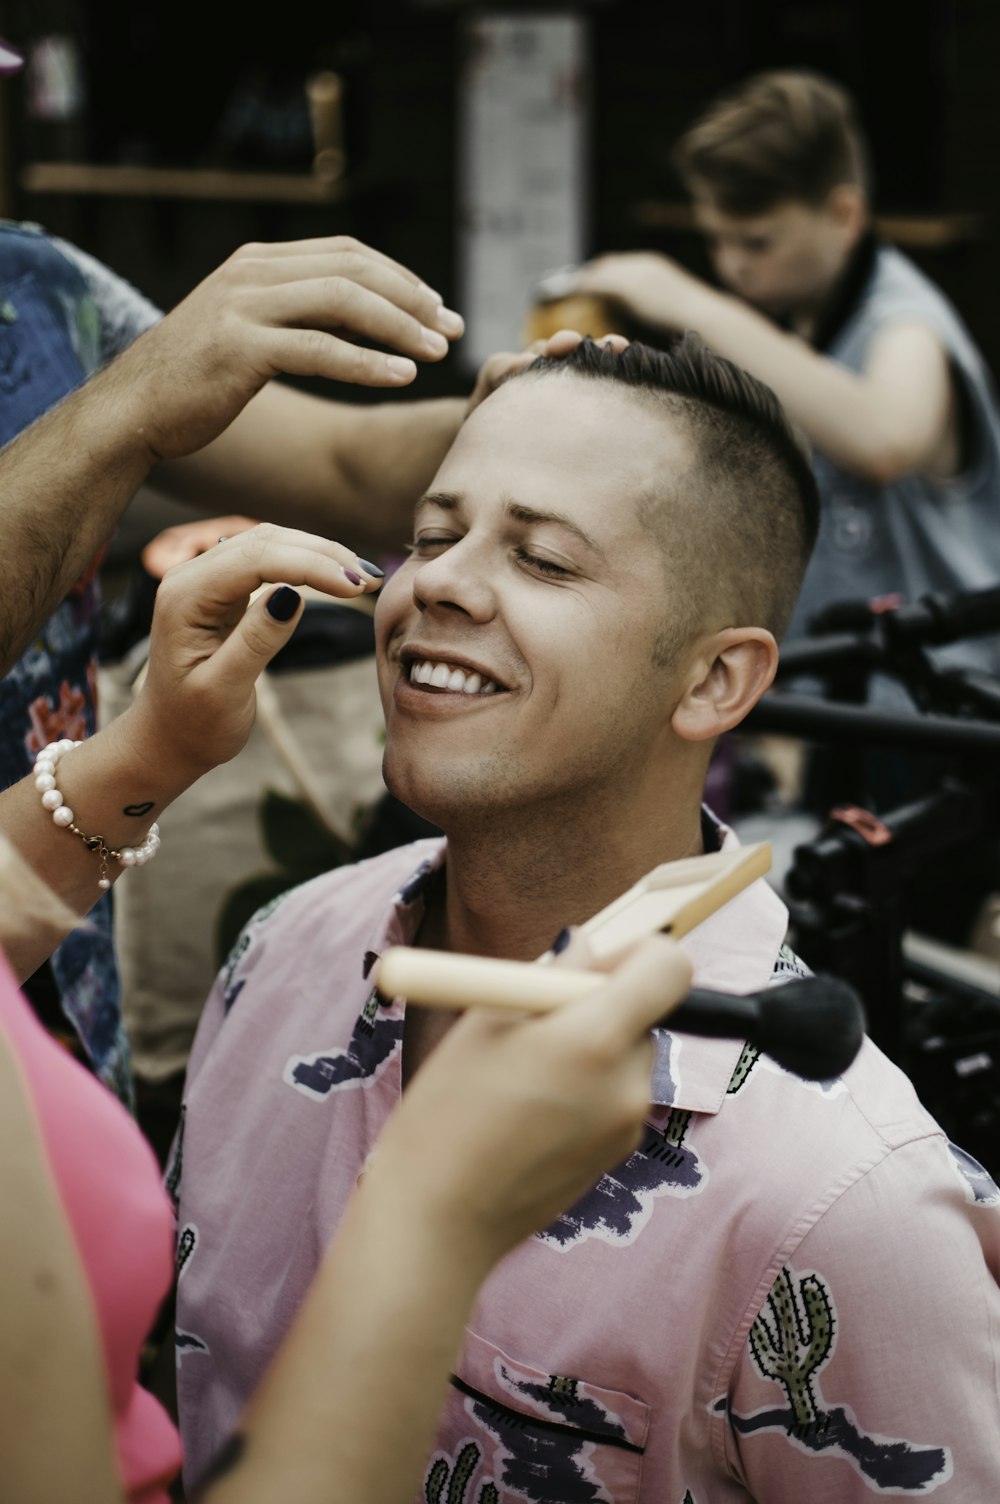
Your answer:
[413,491,608,562]
[413,491,461,523]
[504,500,608,561]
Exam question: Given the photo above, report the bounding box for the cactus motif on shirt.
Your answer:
[726,1041,760,1095]
[426,1442,481,1504]
[715,1259,950,1490]
[662,1107,691,1150]
[748,1266,835,1428]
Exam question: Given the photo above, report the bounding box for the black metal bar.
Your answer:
[775,634,882,677]
[746,692,1000,753]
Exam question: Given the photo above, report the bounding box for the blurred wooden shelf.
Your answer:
[21,161,349,204]
[632,199,986,249]
[875,212,984,248]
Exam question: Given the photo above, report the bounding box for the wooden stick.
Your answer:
[375,950,603,1013]
[374,842,771,1014]
[571,842,771,958]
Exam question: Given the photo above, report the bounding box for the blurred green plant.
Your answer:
[215,788,356,966]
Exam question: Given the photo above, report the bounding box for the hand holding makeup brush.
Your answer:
[373,932,693,1261]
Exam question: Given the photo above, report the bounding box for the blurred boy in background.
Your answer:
[578,70,1000,658]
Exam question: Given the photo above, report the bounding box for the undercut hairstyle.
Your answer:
[507,334,819,647]
[674,70,871,216]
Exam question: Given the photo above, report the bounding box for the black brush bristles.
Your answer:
[661,976,865,1079]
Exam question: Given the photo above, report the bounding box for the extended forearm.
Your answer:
[157,388,467,554]
[0,355,156,675]
[0,1031,128,1504]
[338,396,467,550]
[203,1165,491,1504]
[682,286,927,481]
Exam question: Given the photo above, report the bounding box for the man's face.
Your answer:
[375,376,695,829]
[693,195,853,321]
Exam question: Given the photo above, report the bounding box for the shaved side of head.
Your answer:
[506,335,818,653]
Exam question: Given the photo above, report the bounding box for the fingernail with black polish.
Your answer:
[357,558,385,578]
[266,586,301,622]
[344,569,363,587]
[551,926,571,955]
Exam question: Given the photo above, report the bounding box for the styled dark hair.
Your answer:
[509,333,819,641]
[674,70,870,216]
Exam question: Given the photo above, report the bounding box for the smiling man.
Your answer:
[173,338,1000,1502]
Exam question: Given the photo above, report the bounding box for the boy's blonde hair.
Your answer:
[674,70,870,216]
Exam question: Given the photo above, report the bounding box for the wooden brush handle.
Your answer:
[375,842,772,1014]
[577,842,771,956]
[375,948,600,1013]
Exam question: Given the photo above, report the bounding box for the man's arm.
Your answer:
[0,236,462,674]
[63,232,465,536]
[143,329,617,560]
[154,381,467,553]
[578,253,960,485]
[0,354,154,675]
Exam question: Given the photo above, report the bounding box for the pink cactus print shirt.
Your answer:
[173,825,1000,1502]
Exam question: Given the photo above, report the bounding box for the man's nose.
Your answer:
[412,537,497,621]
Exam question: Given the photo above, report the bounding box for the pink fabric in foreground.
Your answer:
[0,950,181,1502]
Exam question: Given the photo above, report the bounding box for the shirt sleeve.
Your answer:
[724,1133,1000,1502]
[50,235,162,363]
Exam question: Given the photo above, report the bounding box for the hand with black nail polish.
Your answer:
[129,523,379,785]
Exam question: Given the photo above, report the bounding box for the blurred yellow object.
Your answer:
[523,292,624,345]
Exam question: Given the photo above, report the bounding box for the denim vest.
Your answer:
[0,221,129,1100]
[789,245,1000,678]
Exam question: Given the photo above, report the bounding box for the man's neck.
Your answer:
[435,790,707,963]
[403,793,707,1084]
[401,762,711,1084]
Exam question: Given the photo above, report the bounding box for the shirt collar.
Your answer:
[648,814,789,1115]
[369,820,788,1118]
[366,838,448,961]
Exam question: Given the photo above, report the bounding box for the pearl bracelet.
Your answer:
[34,739,160,891]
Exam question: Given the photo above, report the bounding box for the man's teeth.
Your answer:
[409,659,499,694]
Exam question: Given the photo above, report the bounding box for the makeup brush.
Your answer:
[374,948,864,1080]
[662,975,863,1078]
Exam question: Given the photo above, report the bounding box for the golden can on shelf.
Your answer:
[523,266,625,345]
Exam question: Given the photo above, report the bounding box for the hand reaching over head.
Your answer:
[467,329,630,415]
[117,236,465,464]
[573,252,708,331]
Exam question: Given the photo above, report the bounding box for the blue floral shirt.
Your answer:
[0,221,159,1100]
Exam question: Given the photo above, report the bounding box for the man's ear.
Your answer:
[671,627,778,743]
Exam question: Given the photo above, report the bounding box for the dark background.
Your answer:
[2,0,1000,399]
